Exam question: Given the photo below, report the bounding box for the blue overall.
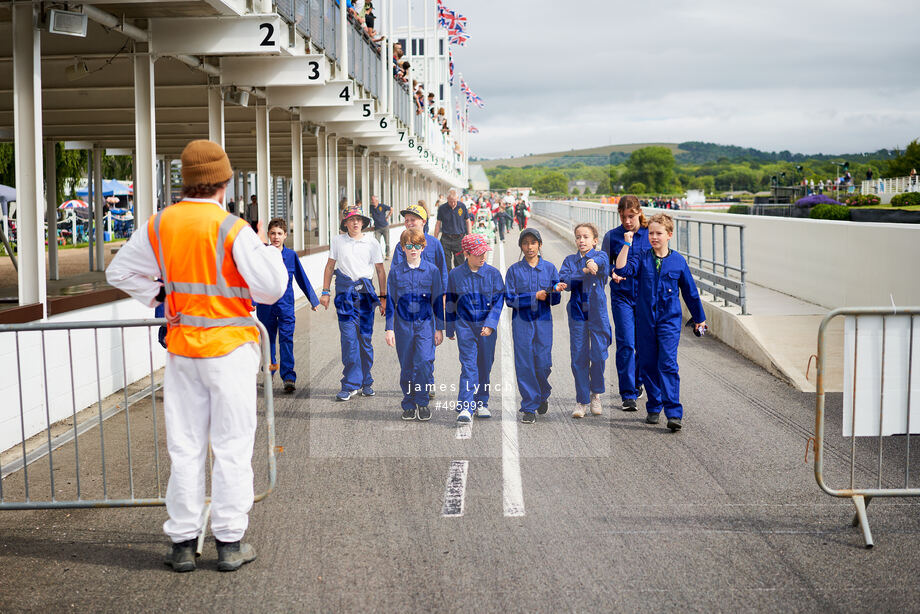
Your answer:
[446,261,505,411]
[616,248,706,419]
[392,233,449,392]
[255,246,319,382]
[334,271,380,391]
[602,226,650,400]
[504,257,560,413]
[559,249,612,405]
[385,259,445,410]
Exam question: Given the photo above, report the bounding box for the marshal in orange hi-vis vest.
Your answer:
[148,200,259,358]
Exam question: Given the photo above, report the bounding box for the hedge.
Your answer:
[890,192,920,207]
[843,193,881,207]
[810,203,851,220]
[727,204,750,214]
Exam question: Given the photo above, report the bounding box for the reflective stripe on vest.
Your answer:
[153,210,252,308]
[178,314,255,328]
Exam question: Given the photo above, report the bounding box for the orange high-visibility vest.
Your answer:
[148,200,258,358]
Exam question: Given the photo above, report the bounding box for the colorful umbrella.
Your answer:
[59,199,88,210]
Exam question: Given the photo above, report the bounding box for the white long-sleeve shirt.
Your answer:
[106,203,287,308]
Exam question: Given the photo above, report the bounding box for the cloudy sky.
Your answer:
[410,0,920,159]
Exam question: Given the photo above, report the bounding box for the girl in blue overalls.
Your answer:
[556,223,612,419]
[385,228,445,422]
[446,233,505,423]
[614,213,707,432]
[601,195,650,411]
[505,228,560,424]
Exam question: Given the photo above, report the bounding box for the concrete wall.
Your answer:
[534,200,920,310]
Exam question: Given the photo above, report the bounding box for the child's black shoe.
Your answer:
[667,417,682,432]
[622,398,638,412]
[522,412,536,424]
[646,412,660,424]
[283,380,295,393]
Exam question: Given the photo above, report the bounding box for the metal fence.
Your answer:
[813,307,920,548]
[0,318,277,519]
[532,200,747,314]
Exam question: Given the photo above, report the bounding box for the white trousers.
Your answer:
[162,342,261,543]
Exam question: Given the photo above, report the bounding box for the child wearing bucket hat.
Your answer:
[445,233,505,423]
[319,205,387,401]
[505,228,560,423]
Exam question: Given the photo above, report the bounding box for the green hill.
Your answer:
[477,143,685,169]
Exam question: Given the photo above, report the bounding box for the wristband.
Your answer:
[624,242,632,247]
[321,290,330,296]
[378,294,387,299]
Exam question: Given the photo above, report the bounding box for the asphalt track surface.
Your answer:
[2,220,920,613]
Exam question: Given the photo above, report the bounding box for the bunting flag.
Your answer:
[438,11,467,32]
[468,125,479,134]
[448,29,470,46]
[448,50,454,85]
[460,78,484,108]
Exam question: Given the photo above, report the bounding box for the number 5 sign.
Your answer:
[150,15,285,56]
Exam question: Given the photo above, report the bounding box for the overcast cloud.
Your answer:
[416,0,920,158]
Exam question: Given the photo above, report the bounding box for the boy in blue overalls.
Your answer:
[614,213,707,432]
[557,223,612,419]
[602,195,651,411]
[505,228,560,424]
[255,218,320,392]
[446,233,505,423]
[385,228,445,421]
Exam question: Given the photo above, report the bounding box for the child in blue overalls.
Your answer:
[505,228,560,424]
[255,218,320,392]
[556,223,612,419]
[319,206,387,401]
[385,228,445,422]
[614,213,707,432]
[601,195,651,411]
[446,233,505,423]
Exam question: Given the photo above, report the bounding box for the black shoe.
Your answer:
[667,417,682,432]
[636,384,645,400]
[429,390,436,399]
[537,400,549,415]
[164,538,198,573]
[621,398,638,412]
[402,407,417,420]
[522,412,536,424]
[646,412,660,424]
[283,380,296,393]
[417,405,431,421]
[215,540,256,572]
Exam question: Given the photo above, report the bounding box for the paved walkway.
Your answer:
[2,220,919,612]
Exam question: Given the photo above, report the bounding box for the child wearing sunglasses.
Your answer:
[385,229,446,421]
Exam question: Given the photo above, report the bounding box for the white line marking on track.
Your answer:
[456,424,472,439]
[498,244,525,517]
[441,460,469,517]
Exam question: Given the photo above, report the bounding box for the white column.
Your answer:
[345,144,356,206]
[360,150,370,212]
[241,170,250,217]
[134,43,157,229]
[44,141,58,280]
[372,156,381,201]
[208,82,224,147]
[329,134,340,240]
[338,0,348,76]
[256,103,271,224]
[12,3,45,308]
[403,166,409,211]
[381,0,389,114]
[387,0,394,115]
[316,128,328,245]
[291,118,304,251]
[93,148,104,271]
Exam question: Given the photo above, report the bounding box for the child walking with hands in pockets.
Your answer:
[446,234,505,423]
[385,229,445,422]
[614,213,707,432]
[505,228,560,424]
[556,223,612,419]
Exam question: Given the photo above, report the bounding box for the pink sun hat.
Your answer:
[461,233,491,256]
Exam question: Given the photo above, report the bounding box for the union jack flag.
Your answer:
[438,11,467,32]
[448,50,454,85]
[448,29,470,46]
[468,125,479,134]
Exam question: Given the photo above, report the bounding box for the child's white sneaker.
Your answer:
[476,406,491,419]
[590,393,603,416]
[572,403,588,419]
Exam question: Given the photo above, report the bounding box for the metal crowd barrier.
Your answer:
[813,307,920,548]
[0,318,277,520]
[673,217,747,314]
